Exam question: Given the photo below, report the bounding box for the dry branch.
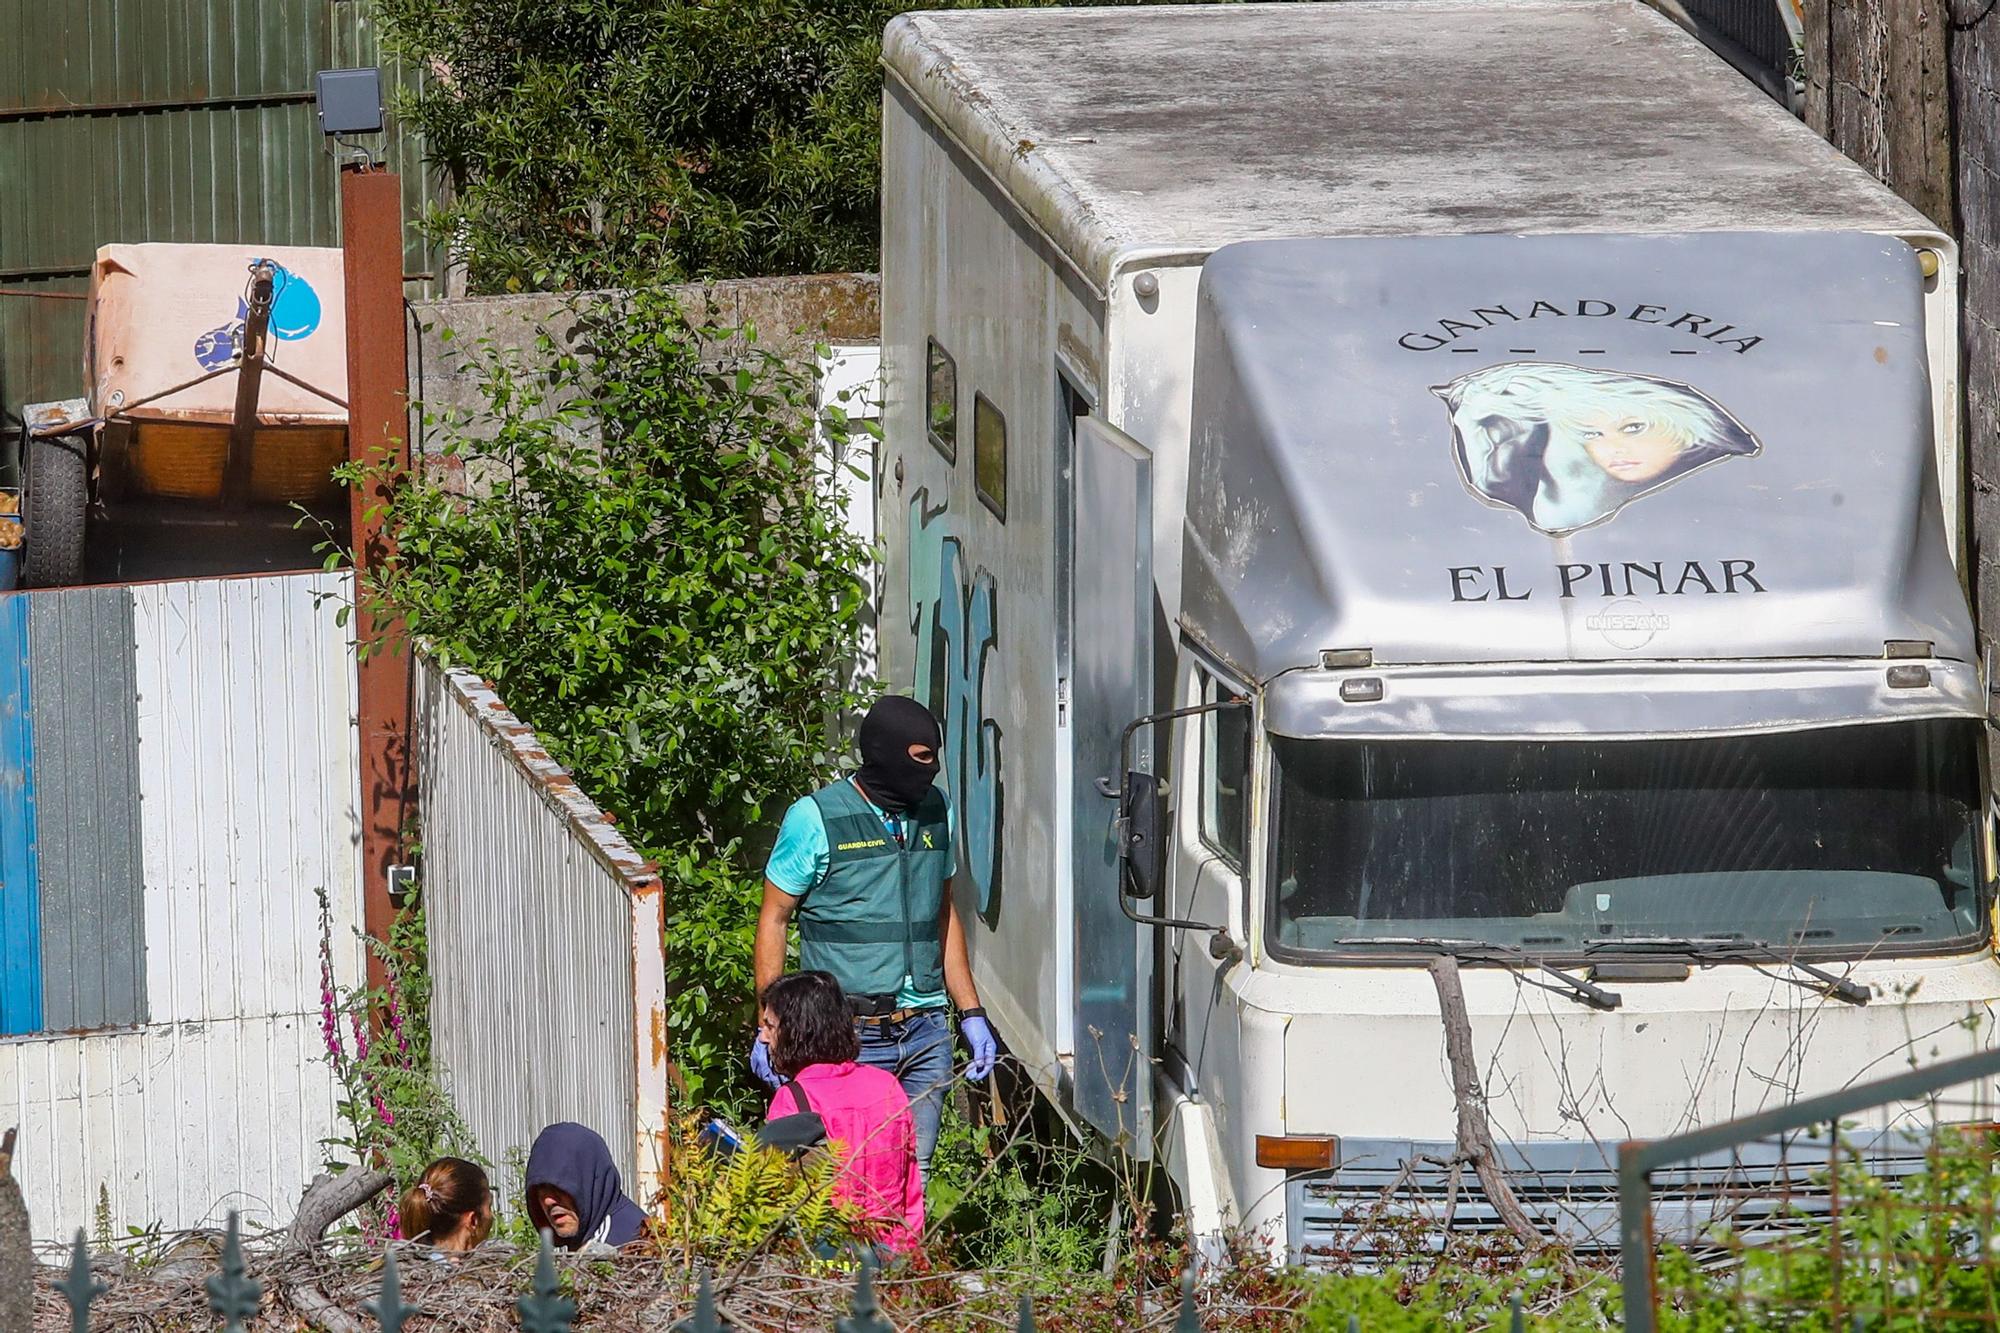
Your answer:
[287,1169,393,1250]
[1428,956,1546,1248]
[282,1168,394,1333]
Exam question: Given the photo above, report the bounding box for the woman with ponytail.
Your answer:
[399,1158,494,1254]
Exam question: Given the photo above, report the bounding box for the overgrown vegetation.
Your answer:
[343,286,870,1111]
[1649,1124,2000,1329]
[656,1119,861,1260]
[370,0,1224,292]
[316,888,481,1234]
[927,1084,1127,1275]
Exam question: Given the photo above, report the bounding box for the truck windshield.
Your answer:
[1269,719,1986,959]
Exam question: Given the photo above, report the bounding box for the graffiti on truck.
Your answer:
[908,489,1003,916]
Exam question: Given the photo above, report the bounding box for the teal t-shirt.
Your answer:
[766,778,957,1008]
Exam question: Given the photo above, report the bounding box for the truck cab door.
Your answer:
[1070,417,1155,1154]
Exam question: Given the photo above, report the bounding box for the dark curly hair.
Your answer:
[763,971,860,1076]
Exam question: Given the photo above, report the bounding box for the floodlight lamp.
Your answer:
[314,67,383,136]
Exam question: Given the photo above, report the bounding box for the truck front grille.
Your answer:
[1287,1133,1930,1265]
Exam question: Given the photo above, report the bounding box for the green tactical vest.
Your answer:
[795,778,952,997]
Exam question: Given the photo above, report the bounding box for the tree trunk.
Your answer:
[1427,958,1544,1248]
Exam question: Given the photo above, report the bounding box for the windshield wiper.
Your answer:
[1332,937,1622,1011]
[1589,936,1870,1006]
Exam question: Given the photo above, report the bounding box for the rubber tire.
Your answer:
[23,431,87,589]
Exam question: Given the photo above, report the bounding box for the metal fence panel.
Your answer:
[1677,0,1795,80]
[417,660,671,1209]
[4,1013,349,1240]
[130,571,362,1026]
[1647,0,1801,108]
[29,584,145,1032]
[2,571,365,1240]
[1620,1041,2000,1330]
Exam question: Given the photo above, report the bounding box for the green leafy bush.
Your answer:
[1297,1263,1619,1331]
[657,1118,866,1260]
[371,0,1228,292]
[345,286,870,1110]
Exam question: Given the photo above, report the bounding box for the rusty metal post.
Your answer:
[222,260,276,509]
[341,165,410,991]
[1617,1138,1659,1333]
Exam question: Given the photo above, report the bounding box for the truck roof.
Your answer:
[882,0,1942,293]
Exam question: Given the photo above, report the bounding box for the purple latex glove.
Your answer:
[960,1014,998,1081]
[749,1037,781,1090]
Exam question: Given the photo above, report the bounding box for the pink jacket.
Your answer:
[767,1061,924,1252]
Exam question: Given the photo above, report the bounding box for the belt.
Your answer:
[853,1007,928,1026]
[848,992,938,1023]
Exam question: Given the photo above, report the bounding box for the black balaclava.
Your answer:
[854,695,943,813]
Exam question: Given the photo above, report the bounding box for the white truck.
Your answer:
[875,0,2000,1259]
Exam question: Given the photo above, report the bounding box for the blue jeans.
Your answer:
[854,1008,954,1179]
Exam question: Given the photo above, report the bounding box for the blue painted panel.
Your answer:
[0,588,36,1034]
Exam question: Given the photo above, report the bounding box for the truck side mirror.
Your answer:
[1119,770,1165,900]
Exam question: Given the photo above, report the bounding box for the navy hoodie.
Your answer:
[524,1122,649,1251]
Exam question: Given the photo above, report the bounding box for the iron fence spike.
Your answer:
[695,1271,721,1333]
[517,1229,578,1333]
[204,1212,262,1333]
[365,1245,421,1333]
[837,1254,892,1333]
[1173,1265,1202,1333]
[57,1229,106,1332]
[672,1268,733,1333]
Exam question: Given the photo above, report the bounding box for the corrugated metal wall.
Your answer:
[0,590,36,1031]
[30,586,145,1032]
[417,660,671,1208]
[1,570,365,1239]
[0,0,438,430]
[130,573,362,1027]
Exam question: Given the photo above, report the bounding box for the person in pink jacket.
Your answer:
[761,971,926,1254]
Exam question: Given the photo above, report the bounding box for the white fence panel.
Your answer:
[4,571,364,1240]
[417,660,669,1208]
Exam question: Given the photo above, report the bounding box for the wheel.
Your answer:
[23,430,88,588]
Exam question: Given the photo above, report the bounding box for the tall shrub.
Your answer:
[371,0,1207,292]
[346,288,871,1106]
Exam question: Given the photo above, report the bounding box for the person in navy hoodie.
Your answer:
[523,1122,651,1252]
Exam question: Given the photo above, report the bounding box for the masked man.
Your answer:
[752,695,998,1179]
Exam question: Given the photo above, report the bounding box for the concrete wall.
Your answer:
[407,272,880,436]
